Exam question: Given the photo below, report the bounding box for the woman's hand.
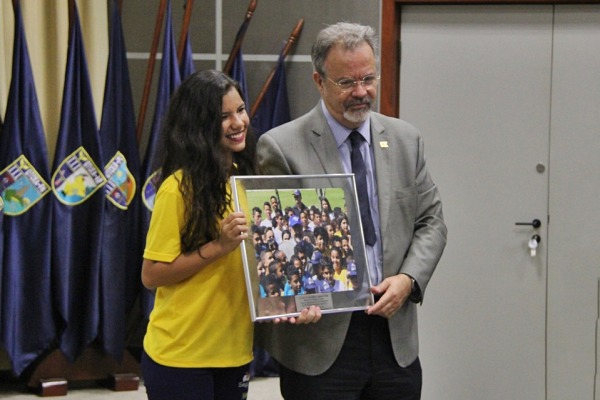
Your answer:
[265,305,322,325]
[216,211,249,253]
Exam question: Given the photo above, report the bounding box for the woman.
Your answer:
[334,214,351,238]
[320,197,335,221]
[330,246,349,291]
[140,70,256,400]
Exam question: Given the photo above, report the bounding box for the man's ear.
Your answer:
[313,71,325,93]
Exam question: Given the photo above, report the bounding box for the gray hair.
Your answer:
[311,22,378,77]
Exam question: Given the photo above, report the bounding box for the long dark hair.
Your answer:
[159,70,256,252]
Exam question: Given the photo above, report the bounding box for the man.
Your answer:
[310,206,322,229]
[270,195,281,214]
[263,201,274,227]
[273,249,288,265]
[272,211,285,244]
[256,22,447,399]
[291,190,307,216]
[251,206,263,227]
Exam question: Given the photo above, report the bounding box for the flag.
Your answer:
[140,0,181,318]
[97,0,142,362]
[0,118,3,324]
[251,50,291,137]
[50,3,107,362]
[179,31,195,79]
[231,50,249,107]
[228,18,251,106]
[0,1,56,375]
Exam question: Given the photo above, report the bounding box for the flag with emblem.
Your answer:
[140,0,181,318]
[251,50,291,137]
[51,3,107,362]
[0,1,56,375]
[97,0,142,362]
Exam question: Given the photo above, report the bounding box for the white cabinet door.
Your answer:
[399,6,552,399]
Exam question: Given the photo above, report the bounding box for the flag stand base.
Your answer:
[28,346,139,396]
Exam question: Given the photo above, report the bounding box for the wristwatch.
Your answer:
[408,276,422,304]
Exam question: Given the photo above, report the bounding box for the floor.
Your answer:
[0,377,283,399]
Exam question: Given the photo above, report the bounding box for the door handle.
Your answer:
[515,219,541,229]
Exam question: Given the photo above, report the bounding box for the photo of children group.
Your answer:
[231,174,374,320]
[249,188,361,299]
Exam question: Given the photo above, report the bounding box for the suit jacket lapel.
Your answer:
[371,115,391,240]
[308,106,345,174]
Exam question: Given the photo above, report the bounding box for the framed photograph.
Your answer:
[230,174,374,321]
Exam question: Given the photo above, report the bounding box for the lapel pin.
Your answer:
[379,141,388,148]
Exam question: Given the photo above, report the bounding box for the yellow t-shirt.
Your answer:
[334,269,349,289]
[143,171,253,368]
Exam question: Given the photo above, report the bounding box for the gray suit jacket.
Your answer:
[255,105,447,375]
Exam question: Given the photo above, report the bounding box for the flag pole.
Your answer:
[177,0,194,63]
[223,0,257,75]
[136,0,168,145]
[250,18,303,119]
[67,0,75,27]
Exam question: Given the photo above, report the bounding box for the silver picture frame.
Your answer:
[230,174,374,321]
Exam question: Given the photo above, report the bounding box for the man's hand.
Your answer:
[367,274,412,318]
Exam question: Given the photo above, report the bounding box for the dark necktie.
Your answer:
[349,131,377,246]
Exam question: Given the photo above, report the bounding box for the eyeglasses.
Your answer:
[326,75,380,91]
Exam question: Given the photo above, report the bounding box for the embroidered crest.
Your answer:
[52,147,107,206]
[0,155,51,216]
[104,151,136,210]
[142,170,161,212]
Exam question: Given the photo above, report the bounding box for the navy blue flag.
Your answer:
[0,118,3,325]
[140,0,181,318]
[251,50,291,137]
[0,1,56,375]
[50,3,107,362]
[228,19,250,106]
[231,49,249,107]
[179,31,195,79]
[97,0,142,362]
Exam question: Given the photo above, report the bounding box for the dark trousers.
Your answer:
[279,311,422,400]
[141,351,250,400]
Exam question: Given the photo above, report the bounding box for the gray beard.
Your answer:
[343,108,371,124]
